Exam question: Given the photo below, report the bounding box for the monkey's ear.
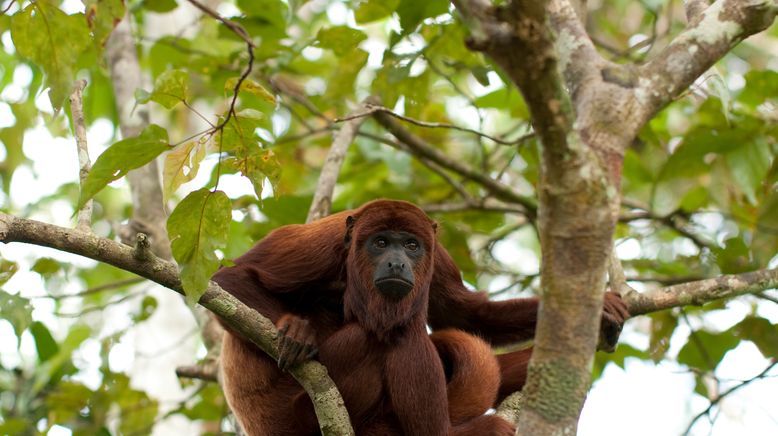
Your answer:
[344,216,356,247]
[431,221,438,233]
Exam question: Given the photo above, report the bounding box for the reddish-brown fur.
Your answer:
[214,199,627,435]
[313,202,511,435]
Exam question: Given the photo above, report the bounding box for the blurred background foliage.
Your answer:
[0,0,776,434]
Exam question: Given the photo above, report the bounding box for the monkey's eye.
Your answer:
[374,238,388,249]
[404,240,419,251]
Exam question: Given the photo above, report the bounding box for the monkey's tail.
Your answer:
[430,329,500,425]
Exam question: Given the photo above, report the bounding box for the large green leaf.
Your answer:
[738,70,778,110]
[677,329,739,371]
[226,149,282,199]
[32,324,91,394]
[45,381,94,426]
[218,109,282,198]
[224,77,276,104]
[648,311,678,362]
[732,316,778,359]
[355,0,400,24]
[316,26,368,56]
[396,0,449,33]
[0,290,32,345]
[0,259,18,285]
[82,0,126,47]
[30,321,59,363]
[138,68,190,109]
[724,138,772,205]
[163,139,206,199]
[753,191,778,265]
[142,0,177,12]
[10,2,91,110]
[77,124,170,210]
[237,0,287,31]
[168,189,231,305]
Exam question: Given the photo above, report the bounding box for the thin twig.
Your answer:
[372,111,537,214]
[69,80,93,232]
[28,277,144,300]
[335,104,525,145]
[186,0,255,132]
[1,0,14,14]
[684,360,778,435]
[55,289,147,317]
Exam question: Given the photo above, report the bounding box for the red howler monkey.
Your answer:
[213,199,628,435]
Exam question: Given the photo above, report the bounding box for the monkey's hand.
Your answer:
[276,313,318,371]
[598,292,631,352]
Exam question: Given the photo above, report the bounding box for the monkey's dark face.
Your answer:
[365,230,425,300]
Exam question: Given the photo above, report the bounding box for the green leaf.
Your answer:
[30,321,59,363]
[0,290,32,345]
[135,88,152,104]
[150,69,189,109]
[226,148,282,199]
[31,257,62,277]
[732,316,778,359]
[10,3,91,110]
[738,70,778,109]
[326,48,369,99]
[592,343,648,380]
[316,26,368,56]
[83,0,126,47]
[132,296,158,322]
[77,124,170,210]
[473,86,529,119]
[0,259,19,285]
[168,189,232,305]
[45,381,93,425]
[142,0,178,12]
[648,311,678,362]
[224,77,276,104]
[396,0,449,33]
[724,138,771,205]
[180,383,227,420]
[753,191,778,265]
[237,0,287,30]
[220,109,264,153]
[703,68,731,123]
[0,420,30,435]
[677,329,739,371]
[32,324,91,394]
[355,0,400,24]
[163,139,206,199]
[714,237,754,274]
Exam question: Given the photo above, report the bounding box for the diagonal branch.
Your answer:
[637,0,777,117]
[307,98,377,223]
[0,213,354,436]
[372,110,537,214]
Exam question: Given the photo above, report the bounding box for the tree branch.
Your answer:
[625,268,778,316]
[0,213,354,436]
[307,98,377,223]
[637,0,777,116]
[372,110,537,214]
[455,3,621,433]
[69,79,92,232]
[547,0,604,98]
